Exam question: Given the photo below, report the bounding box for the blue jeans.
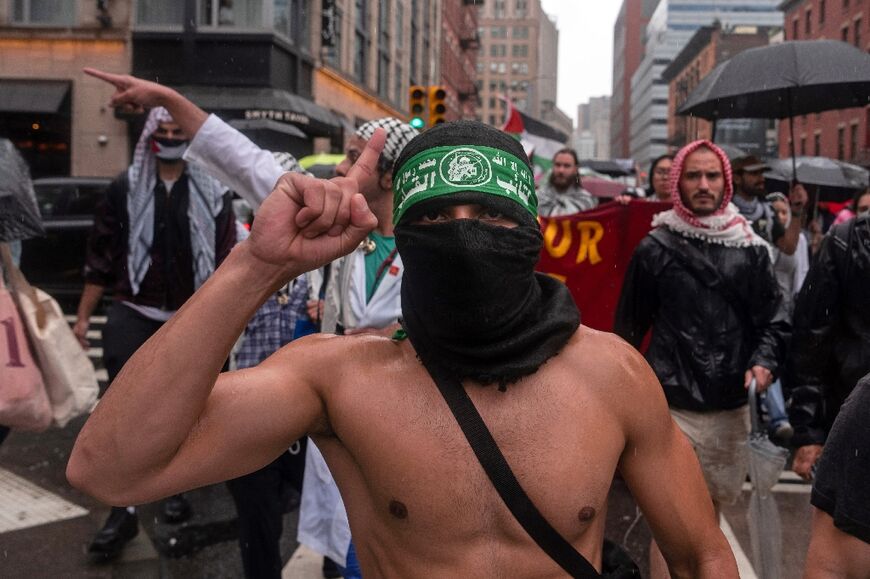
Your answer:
[340,542,362,579]
[762,379,788,427]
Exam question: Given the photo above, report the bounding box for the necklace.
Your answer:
[360,236,377,255]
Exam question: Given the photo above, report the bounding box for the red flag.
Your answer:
[536,201,670,332]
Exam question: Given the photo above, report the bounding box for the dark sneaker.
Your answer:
[322,556,343,578]
[88,507,139,559]
[162,494,192,524]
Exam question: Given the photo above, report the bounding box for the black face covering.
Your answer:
[395,217,580,387]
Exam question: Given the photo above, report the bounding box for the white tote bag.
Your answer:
[1,245,98,428]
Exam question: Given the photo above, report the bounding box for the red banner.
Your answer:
[537,201,670,332]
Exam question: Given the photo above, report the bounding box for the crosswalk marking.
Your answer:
[0,467,88,534]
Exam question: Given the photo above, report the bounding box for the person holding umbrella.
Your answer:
[615,139,790,579]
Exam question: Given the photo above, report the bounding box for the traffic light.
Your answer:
[428,85,447,126]
[408,85,426,130]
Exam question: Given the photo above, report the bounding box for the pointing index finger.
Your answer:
[83,67,126,88]
[345,127,386,185]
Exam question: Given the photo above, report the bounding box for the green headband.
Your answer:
[392,145,537,224]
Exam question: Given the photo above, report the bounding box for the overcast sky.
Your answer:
[538,1,623,126]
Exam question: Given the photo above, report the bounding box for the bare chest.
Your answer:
[320,365,624,546]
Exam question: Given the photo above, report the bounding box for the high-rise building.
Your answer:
[439,0,482,122]
[577,96,611,160]
[628,0,782,167]
[475,0,564,129]
[610,0,660,160]
[780,0,869,164]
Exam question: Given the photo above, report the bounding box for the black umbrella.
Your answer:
[677,40,870,120]
[0,139,44,242]
[765,157,869,190]
[677,40,870,191]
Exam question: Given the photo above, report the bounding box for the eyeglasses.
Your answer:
[654,168,671,177]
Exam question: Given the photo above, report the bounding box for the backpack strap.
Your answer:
[430,369,601,578]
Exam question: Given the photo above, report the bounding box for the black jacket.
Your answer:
[615,228,790,411]
[787,216,870,447]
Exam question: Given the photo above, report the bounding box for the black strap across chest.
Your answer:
[431,370,601,578]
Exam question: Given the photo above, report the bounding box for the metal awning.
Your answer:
[175,85,343,138]
[229,118,307,138]
[0,80,70,113]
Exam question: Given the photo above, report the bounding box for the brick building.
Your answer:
[780,0,869,164]
[662,24,776,152]
[610,0,659,160]
[439,0,481,121]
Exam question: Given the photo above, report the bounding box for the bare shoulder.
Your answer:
[560,325,665,417]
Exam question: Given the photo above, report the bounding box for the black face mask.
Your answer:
[395,218,580,388]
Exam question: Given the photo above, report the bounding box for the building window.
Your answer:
[200,0,264,28]
[354,0,368,82]
[842,25,849,42]
[491,26,507,38]
[819,0,825,24]
[850,123,859,159]
[378,52,390,98]
[854,19,861,48]
[515,0,527,17]
[512,26,528,38]
[800,136,806,155]
[490,44,506,57]
[792,18,799,40]
[273,0,310,46]
[837,126,845,160]
[814,133,821,156]
[804,9,812,35]
[325,6,343,66]
[395,1,403,47]
[493,0,505,18]
[476,61,484,74]
[519,62,528,74]
[135,0,183,26]
[13,0,75,25]
[512,44,528,57]
[394,63,403,104]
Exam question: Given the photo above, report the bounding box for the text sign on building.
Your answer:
[245,109,311,126]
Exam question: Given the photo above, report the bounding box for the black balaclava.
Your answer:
[393,121,580,388]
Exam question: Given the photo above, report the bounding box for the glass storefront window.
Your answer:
[13,0,75,25]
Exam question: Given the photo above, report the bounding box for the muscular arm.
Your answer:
[804,508,870,579]
[615,340,737,578]
[83,67,288,211]
[68,131,385,506]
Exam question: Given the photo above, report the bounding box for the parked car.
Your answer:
[19,177,112,309]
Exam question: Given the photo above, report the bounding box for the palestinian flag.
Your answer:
[500,97,569,183]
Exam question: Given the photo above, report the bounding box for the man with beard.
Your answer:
[537,148,598,216]
[731,154,806,255]
[615,140,790,579]
[69,121,737,578]
[73,106,236,558]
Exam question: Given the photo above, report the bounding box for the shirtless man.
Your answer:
[68,106,736,576]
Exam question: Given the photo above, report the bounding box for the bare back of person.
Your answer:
[264,325,665,577]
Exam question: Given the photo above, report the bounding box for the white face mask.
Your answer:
[152,136,189,161]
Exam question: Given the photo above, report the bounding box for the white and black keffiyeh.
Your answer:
[127,107,228,296]
[355,117,418,164]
